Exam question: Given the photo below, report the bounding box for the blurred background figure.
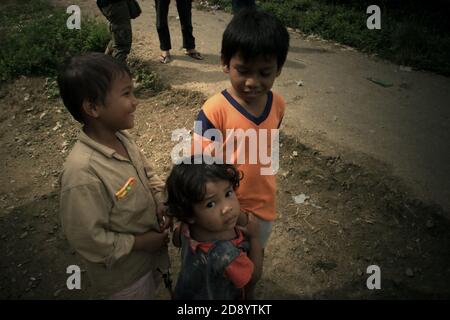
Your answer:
[96,0,133,65]
[232,0,256,14]
[155,0,203,64]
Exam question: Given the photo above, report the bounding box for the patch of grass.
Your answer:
[197,0,232,11]
[0,0,109,83]
[266,0,450,75]
[128,58,168,96]
[199,0,450,76]
[44,77,60,100]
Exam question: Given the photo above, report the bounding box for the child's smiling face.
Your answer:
[95,73,138,131]
[224,52,280,105]
[191,179,241,233]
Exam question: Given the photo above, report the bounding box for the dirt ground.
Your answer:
[1,1,449,299]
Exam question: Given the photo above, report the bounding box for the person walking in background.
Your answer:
[96,0,135,65]
[155,0,203,64]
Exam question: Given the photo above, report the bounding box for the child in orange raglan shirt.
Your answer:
[192,8,290,296]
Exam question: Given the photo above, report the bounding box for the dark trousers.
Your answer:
[98,0,132,63]
[155,0,195,51]
[232,0,256,14]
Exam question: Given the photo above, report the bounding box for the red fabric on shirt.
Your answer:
[224,251,254,288]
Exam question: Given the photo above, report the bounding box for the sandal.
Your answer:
[159,54,172,64]
[184,50,204,60]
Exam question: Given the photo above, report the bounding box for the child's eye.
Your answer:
[225,190,233,197]
[206,201,215,208]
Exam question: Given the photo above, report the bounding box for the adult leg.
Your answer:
[99,1,132,64]
[231,0,238,13]
[176,0,195,50]
[155,0,172,51]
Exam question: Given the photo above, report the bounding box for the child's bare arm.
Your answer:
[248,238,263,283]
[237,213,263,284]
[236,211,249,227]
[245,214,263,284]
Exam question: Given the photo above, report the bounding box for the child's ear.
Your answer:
[82,100,101,119]
[220,56,229,73]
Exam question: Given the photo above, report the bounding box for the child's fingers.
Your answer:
[163,229,170,244]
[235,225,249,235]
[161,215,176,232]
[245,213,261,235]
[156,205,168,222]
[159,215,170,230]
[247,213,259,226]
[237,211,249,227]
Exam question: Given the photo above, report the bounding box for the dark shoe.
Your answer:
[184,50,203,60]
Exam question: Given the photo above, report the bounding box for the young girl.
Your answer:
[165,156,262,300]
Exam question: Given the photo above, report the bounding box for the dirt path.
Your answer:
[1,0,449,299]
[132,1,450,214]
[69,0,450,214]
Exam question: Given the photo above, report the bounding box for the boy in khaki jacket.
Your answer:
[58,52,170,299]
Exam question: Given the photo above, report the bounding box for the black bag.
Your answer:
[127,0,142,19]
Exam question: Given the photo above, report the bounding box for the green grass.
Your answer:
[200,0,450,76]
[0,0,109,82]
[128,58,168,96]
[2,0,448,79]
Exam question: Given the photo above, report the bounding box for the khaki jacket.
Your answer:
[60,130,169,296]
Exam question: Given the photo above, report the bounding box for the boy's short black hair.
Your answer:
[221,8,290,70]
[165,156,242,223]
[56,52,131,123]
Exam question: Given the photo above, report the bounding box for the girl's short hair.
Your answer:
[165,156,242,223]
[57,52,131,123]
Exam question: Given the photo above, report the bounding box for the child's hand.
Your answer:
[133,229,170,253]
[236,213,260,240]
[157,204,173,232]
[236,211,249,227]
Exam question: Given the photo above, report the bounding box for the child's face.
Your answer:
[223,53,280,104]
[96,73,138,130]
[191,179,240,232]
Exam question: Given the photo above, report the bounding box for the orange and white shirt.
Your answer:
[193,90,285,221]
